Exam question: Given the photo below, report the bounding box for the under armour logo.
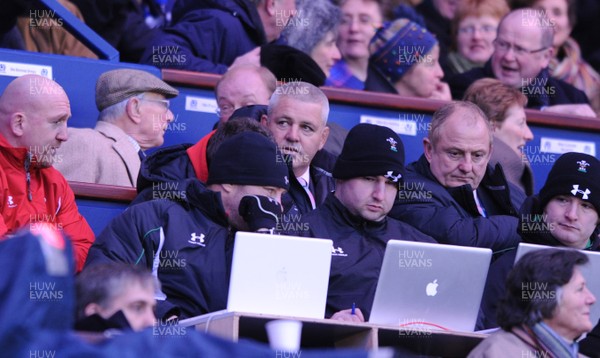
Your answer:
[332,246,344,254]
[384,171,402,183]
[571,185,591,200]
[386,137,398,152]
[188,232,206,246]
[577,160,590,173]
[7,196,16,208]
[284,176,289,185]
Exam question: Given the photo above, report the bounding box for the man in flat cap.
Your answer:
[54,69,178,187]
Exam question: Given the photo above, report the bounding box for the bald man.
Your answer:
[0,75,94,272]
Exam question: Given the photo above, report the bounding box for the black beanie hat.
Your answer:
[539,152,600,213]
[229,104,268,122]
[207,132,289,190]
[260,44,326,87]
[333,123,405,182]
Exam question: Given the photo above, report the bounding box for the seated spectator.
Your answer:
[284,0,342,78]
[71,0,162,63]
[444,0,509,77]
[511,0,600,116]
[261,82,336,214]
[133,65,276,203]
[0,74,94,272]
[54,69,178,187]
[448,8,596,117]
[414,0,461,73]
[214,65,276,124]
[464,78,535,196]
[389,101,523,251]
[85,132,289,319]
[15,0,97,59]
[469,248,596,357]
[75,263,157,332]
[134,115,273,204]
[479,152,600,329]
[366,19,451,100]
[140,0,296,74]
[327,0,387,90]
[289,123,436,322]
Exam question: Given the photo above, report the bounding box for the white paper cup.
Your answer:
[265,319,303,351]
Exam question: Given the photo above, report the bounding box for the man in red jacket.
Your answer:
[0,74,94,272]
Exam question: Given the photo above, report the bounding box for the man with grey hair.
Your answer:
[54,69,178,187]
[262,81,335,213]
[449,8,595,117]
[389,101,523,252]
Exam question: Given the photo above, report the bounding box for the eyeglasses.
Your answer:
[216,104,235,118]
[458,25,497,35]
[140,97,170,113]
[493,38,548,57]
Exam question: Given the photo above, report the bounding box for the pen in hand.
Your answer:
[351,302,356,315]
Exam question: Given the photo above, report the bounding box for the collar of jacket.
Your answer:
[326,193,387,233]
[172,178,229,227]
[411,154,518,217]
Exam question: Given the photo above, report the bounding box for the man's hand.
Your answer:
[330,308,365,323]
[238,195,283,233]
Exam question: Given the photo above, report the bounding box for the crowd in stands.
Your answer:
[2,0,600,356]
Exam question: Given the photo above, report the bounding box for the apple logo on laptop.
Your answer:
[426,279,438,296]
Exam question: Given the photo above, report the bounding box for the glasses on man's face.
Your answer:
[458,25,497,35]
[216,104,234,118]
[493,38,548,57]
[140,97,170,113]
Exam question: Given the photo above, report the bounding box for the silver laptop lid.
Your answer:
[228,232,333,319]
[370,240,492,332]
[515,242,600,326]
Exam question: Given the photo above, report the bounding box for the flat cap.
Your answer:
[95,69,179,111]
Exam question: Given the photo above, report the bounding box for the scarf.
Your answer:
[512,323,579,358]
[550,37,600,113]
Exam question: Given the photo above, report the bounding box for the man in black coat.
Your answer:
[289,123,436,322]
[448,8,595,117]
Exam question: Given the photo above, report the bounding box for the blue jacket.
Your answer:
[294,194,436,320]
[448,60,589,109]
[85,179,233,319]
[389,155,523,253]
[140,0,267,74]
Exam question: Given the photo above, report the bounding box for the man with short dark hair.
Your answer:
[85,131,289,319]
[75,263,157,332]
[290,123,436,322]
[449,8,595,117]
[389,101,522,251]
[54,69,178,187]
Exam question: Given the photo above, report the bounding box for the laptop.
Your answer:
[514,243,600,326]
[217,232,333,319]
[369,240,492,332]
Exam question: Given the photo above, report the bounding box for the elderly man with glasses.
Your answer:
[449,8,595,118]
[54,69,178,187]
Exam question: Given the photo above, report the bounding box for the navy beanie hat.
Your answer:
[539,152,600,213]
[207,132,289,190]
[333,123,405,182]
